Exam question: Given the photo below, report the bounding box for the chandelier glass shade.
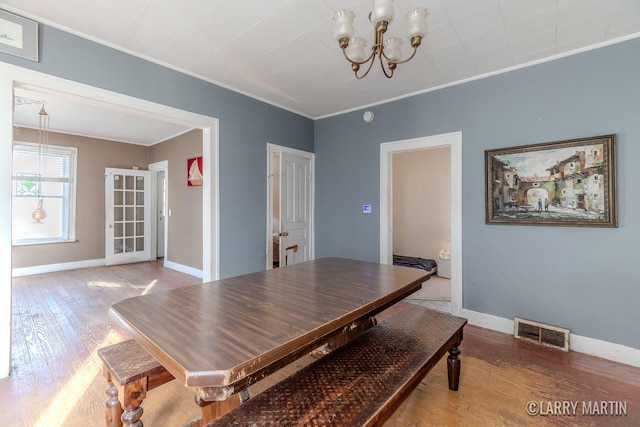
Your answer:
[333,1,429,79]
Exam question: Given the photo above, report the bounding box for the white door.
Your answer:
[105,168,152,265]
[156,170,166,258]
[279,151,311,266]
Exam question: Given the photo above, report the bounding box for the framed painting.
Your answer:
[485,134,617,227]
[187,156,203,186]
[0,9,38,62]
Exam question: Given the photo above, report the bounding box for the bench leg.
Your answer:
[119,377,147,427]
[103,370,123,427]
[447,338,462,391]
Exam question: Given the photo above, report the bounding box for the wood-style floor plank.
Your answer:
[1,261,638,426]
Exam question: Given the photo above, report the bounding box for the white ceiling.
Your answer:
[3,0,640,144]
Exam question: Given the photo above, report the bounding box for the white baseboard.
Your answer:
[163,260,203,279]
[12,258,105,277]
[12,258,203,281]
[461,309,640,368]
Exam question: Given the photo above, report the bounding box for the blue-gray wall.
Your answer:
[4,23,639,350]
[315,37,640,349]
[1,25,314,278]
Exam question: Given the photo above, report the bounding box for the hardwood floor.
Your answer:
[2,262,638,426]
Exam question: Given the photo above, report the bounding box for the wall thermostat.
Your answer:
[363,204,372,214]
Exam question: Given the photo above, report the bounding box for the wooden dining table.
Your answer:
[109,257,430,425]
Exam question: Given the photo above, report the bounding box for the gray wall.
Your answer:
[315,37,640,350]
[2,24,314,278]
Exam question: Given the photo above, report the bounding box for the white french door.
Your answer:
[105,167,152,265]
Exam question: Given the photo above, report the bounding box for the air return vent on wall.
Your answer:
[514,317,570,351]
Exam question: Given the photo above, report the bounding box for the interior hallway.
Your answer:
[2,262,639,426]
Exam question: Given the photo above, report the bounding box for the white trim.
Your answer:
[163,260,203,279]
[571,334,640,368]
[12,258,105,277]
[380,131,462,316]
[202,126,219,281]
[1,77,14,379]
[12,142,78,244]
[0,61,219,282]
[0,62,220,380]
[148,161,168,263]
[460,308,514,335]
[461,309,640,368]
[266,143,315,270]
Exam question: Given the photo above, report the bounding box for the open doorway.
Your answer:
[266,143,314,269]
[149,161,168,261]
[380,132,462,316]
[392,147,451,311]
[1,65,219,378]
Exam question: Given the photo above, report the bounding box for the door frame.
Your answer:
[1,62,220,379]
[149,161,168,262]
[380,131,463,316]
[266,143,315,270]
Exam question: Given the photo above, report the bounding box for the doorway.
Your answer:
[149,161,168,261]
[266,144,314,269]
[380,132,462,316]
[1,64,219,379]
[104,167,152,265]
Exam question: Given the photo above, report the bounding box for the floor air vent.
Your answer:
[514,317,570,351]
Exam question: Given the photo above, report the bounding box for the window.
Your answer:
[12,142,77,244]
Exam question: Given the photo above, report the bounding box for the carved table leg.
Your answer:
[119,377,147,427]
[190,394,243,427]
[447,333,463,391]
[103,369,123,427]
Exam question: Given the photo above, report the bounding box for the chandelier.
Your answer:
[333,0,429,79]
[32,103,50,223]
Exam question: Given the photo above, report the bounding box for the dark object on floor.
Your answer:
[393,254,437,274]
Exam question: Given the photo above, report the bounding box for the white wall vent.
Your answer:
[514,317,570,351]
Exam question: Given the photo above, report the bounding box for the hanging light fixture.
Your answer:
[333,1,429,79]
[32,103,49,223]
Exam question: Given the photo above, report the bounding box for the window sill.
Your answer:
[12,239,77,247]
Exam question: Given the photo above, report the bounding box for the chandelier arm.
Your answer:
[380,44,420,66]
[378,53,394,79]
[355,55,378,79]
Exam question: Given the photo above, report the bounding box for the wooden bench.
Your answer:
[205,304,467,426]
[98,318,378,427]
[98,339,175,427]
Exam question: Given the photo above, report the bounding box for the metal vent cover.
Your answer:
[514,317,570,351]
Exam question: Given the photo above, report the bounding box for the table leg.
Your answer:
[190,394,243,427]
[447,332,463,391]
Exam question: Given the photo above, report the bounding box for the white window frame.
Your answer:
[11,141,77,245]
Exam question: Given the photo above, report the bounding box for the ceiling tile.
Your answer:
[5,0,640,122]
[462,26,510,56]
[498,0,556,24]
[451,4,505,41]
[505,8,557,41]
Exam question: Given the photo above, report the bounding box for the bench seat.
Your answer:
[205,304,467,427]
[98,338,174,426]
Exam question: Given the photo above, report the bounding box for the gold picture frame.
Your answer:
[485,134,617,227]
